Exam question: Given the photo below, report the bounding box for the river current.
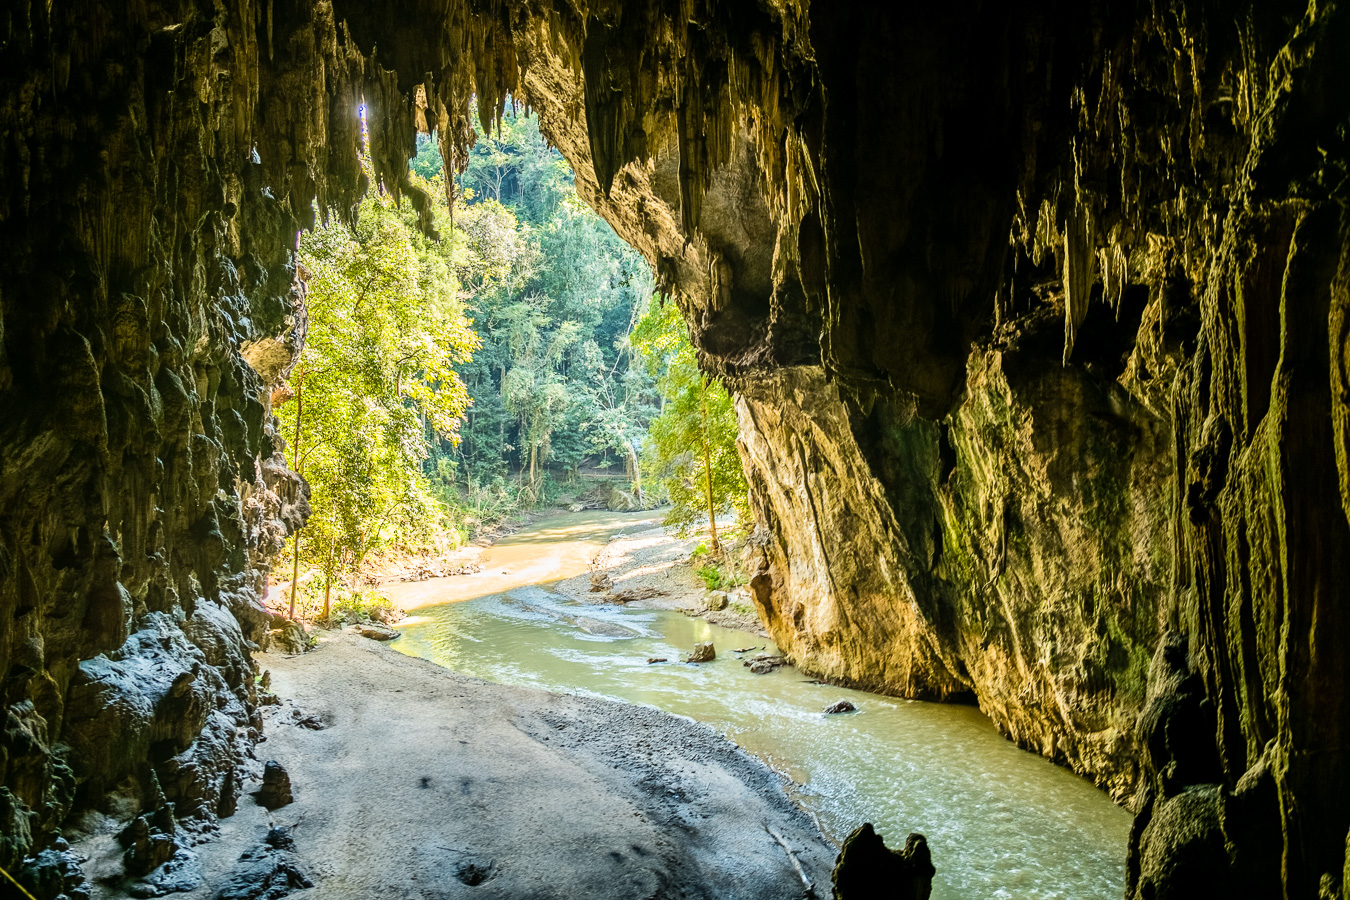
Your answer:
[387,512,1130,900]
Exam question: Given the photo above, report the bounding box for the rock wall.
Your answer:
[0,0,324,874]
[2,1,1349,897]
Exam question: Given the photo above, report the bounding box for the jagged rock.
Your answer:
[590,571,613,592]
[256,762,293,810]
[215,828,314,900]
[16,847,92,900]
[684,642,716,664]
[822,701,856,715]
[1,1,1349,894]
[704,590,729,611]
[119,816,178,878]
[743,654,789,675]
[270,621,313,654]
[831,823,934,900]
[128,849,203,899]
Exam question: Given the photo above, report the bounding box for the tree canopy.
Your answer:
[631,297,749,549]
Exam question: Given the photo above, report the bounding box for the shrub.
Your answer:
[329,590,400,626]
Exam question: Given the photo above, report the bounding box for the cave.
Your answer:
[2,1,1349,898]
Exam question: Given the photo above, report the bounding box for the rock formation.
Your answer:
[1,1,1348,897]
[831,823,934,900]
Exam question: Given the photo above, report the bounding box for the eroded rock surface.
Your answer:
[2,1,1349,896]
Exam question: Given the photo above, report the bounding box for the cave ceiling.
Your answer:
[2,1,1350,897]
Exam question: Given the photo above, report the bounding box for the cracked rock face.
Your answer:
[2,1,1349,897]
[0,0,311,876]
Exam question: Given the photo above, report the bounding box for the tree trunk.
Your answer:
[289,531,301,619]
[323,535,336,621]
[289,377,304,618]
[625,443,642,502]
[701,384,720,554]
[529,442,538,499]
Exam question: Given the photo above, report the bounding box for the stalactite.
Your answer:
[2,3,1349,898]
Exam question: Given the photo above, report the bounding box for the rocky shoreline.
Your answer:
[552,517,768,636]
[68,631,837,900]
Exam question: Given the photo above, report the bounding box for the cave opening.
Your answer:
[4,2,1350,900]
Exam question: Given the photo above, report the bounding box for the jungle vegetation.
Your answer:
[273,107,746,618]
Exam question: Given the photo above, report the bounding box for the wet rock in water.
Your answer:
[256,761,293,810]
[215,827,314,900]
[704,590,729,611]
[607,586,663,603]
[743,653,789,674]
[646,658,667,664]
[354,623,399,641]
[573,617,640,638]
[823,700,857,714]
[589,571,613,592]
[832,823,934,900]
[685,642,716,663]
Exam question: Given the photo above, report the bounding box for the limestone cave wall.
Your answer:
[2,1,1349,897]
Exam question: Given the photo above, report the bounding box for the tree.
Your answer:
[438,105,658,501]
[277,183,478,615]
[632,297,748,550]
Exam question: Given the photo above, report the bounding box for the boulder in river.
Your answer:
[831,823,934,900]
[685,642,716,663]
[823,700,857,714]
[742,654,789,672]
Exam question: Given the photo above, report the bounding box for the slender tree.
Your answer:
[632,297,748,545]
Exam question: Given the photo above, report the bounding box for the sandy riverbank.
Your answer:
[552,518,767,635]
[379,509,764,635]
[74,630,835,899]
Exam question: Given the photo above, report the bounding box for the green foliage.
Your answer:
[632,297,749,539]
[278,174,478,587]
[330,591,399,626]
[695,563,727,591]
[277,100,693,605]
[442,106,658,501]
[694,558,747,591]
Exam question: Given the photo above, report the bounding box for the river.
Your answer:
[386,511,1130,900]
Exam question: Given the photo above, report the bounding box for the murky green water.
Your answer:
[390,517,1130,899]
